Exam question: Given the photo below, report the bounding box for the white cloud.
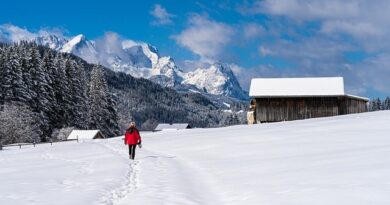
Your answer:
[256,36,382,96]
[243,23,264,39]
[234,0,390,96]
[229,63,284,91]
[321,21,383,38]
[245,0,390,49]
[0,24,37,42]
[150,4,175,26]
[258,46,274,57]
[356,54,390,94]
[94,32,135,66]
[172,15,234,60]
[122,39,140,49]
[37,27,68,39]
[255,0,359,20]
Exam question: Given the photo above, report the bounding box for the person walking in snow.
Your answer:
[124,122,142,160]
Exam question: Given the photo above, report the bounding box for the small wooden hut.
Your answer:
[67,130,105,140]
[249,77,368,123]
[154,123,191,131]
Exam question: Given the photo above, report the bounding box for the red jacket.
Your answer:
[125,128,141,145]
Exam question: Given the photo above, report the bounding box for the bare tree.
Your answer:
[0,102,39,145]
[51,127,75,141]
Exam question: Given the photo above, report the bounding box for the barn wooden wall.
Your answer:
[338,98,367,114]
[255,97,367,123]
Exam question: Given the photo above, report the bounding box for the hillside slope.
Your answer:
[1,111,390,204]
[0,42,243,137]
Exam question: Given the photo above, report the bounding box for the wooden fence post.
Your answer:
[19,144,21,149]
[77,135,79,143]
[0,142,2,150]
[50,138,53,146]
[33,141,36,147]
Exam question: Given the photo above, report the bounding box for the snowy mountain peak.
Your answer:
[35,32,67,50]
[149,56,184,87]
[60,34,87,53]
[183,62,247,99]
[73,34,85,42]
[60,34,98,63]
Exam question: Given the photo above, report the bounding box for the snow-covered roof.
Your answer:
[249,77,368,101]
[67,130,104,140]
[249,77,344,97]
[155,123,190,131]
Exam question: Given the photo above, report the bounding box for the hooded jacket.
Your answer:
[124,128,141,145]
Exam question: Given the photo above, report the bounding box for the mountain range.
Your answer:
[3,31,248,101]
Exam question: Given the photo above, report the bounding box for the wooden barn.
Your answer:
[249,77,368,123]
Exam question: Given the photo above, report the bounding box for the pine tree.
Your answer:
[52,55,71,127]
[377,98,382,110]
[370,98,382,111]
[41,51,57,131]
[28,45,52,140]
[19,44,33,104]
[369,98,375,111]
[0,46,5,104]
[106,93,121,136]
[2,47,13,101]
[88,65,120,137]
[66,59,89,129]
[76,60,90,129]
[384,97,390,110]
[64,59,78,124]
[4,45,29,103]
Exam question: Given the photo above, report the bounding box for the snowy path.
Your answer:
[100,137,223,205]
[2,111,390,204]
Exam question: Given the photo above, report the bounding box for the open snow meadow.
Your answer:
[1,111,390,204]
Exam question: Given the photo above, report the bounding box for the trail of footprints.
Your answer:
[96,141,140,205]
[40,142,140,205]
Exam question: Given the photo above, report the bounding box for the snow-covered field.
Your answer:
[1,111,390,204]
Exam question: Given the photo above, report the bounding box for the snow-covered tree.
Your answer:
[383,97,390,110]
[41,51,58,129]
[19,44,33,104]
[0,46,5,105]
[88,65,120,137]
[28,45,53,140]
[370,98,382,111]
[66,59,89,129]
[51,127,75,141]
[0,102,39,145]
[52,55,71,127]
[3,46,29,103]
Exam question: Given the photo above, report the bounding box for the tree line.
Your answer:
[0,42,120,144]
[369,97,390,111]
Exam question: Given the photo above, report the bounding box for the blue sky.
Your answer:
[1,0,390,98]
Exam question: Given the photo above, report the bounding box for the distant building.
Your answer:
[154,123,191,131]
[249,77,368,123]
[67,130,105,140]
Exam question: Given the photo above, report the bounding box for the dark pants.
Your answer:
[128,144,137,159]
